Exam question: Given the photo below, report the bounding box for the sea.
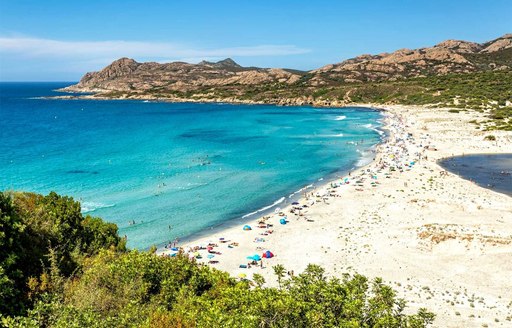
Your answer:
[0,82,384,249]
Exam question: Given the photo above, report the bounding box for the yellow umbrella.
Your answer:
[238,273,247,279]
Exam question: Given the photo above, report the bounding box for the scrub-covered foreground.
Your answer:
[0,191,434,327]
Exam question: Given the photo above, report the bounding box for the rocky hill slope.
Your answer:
[60,34,511,128]
[63,34,511,95]
[64,57,303,93]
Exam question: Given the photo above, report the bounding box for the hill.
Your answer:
[60,34,512,130]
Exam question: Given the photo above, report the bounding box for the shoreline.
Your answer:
[160,104,512,327]
[437,154,512,197]
[152,109,388,251]
[49,88,378,108]
[157,125,386,252]
[159,108,393,250]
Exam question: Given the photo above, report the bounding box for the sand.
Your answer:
[159,105,512,327]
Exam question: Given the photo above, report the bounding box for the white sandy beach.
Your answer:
[160,105,512,327]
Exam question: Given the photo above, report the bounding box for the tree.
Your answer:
[252,273,265,288]
[0,192,26,315]
[0,191,125,317]
[273,264,286,289]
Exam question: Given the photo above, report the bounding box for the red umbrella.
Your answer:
[262,250,274,258]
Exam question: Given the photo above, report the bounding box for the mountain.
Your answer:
[64,57,301,93]
[61,34,511,113]
[308,34,512,86]
[198,58,242,69]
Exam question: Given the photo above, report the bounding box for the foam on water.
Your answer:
[82,202,116,213]
[241,196,286,219]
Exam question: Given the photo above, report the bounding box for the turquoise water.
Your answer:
[0,82,384,249]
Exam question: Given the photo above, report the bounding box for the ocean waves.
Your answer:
[81,202,116,213]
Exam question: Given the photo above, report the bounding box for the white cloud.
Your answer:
[0,36,310,62]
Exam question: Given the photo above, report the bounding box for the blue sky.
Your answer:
[0,0,510,81]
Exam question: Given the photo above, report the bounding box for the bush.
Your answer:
[1,191,435,327]
[0,191,125,316]
[10,251,435,328]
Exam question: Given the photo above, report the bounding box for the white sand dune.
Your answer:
[160,105,512,327]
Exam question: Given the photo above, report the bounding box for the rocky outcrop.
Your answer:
[63,58,302,94]
[434,40,483,53]
[309,34,511,85]
[481,34,512,53]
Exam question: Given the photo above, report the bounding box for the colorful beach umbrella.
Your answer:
[247,254,261,261]
[262,250,274,258]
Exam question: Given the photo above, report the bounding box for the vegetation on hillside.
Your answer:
[67,34,512,131]
[127,70,512,131]
[0,191,435,327]
[0,191,126,316]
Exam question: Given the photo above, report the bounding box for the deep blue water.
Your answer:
[438,154,512,196]
[0,82,384,248]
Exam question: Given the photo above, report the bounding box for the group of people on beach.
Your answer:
[160,112,433,282]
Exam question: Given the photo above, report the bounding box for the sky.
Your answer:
[0,0,511,81]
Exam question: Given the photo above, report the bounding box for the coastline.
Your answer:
[155,112,387,251]
[50,88,356,108]
[160,104,512,327]
[158,106,392,251]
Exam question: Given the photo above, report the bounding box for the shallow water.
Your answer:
[438,154,512,197]
[0,82,384,248]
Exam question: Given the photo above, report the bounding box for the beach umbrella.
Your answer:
[207,254,215,259]
[243,225,252,231]
[247,254,261,261]
[279,218,287,225]
[238,273,247,279]
[262,250,274,258]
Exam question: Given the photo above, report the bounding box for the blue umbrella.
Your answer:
[247,254,261,261]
